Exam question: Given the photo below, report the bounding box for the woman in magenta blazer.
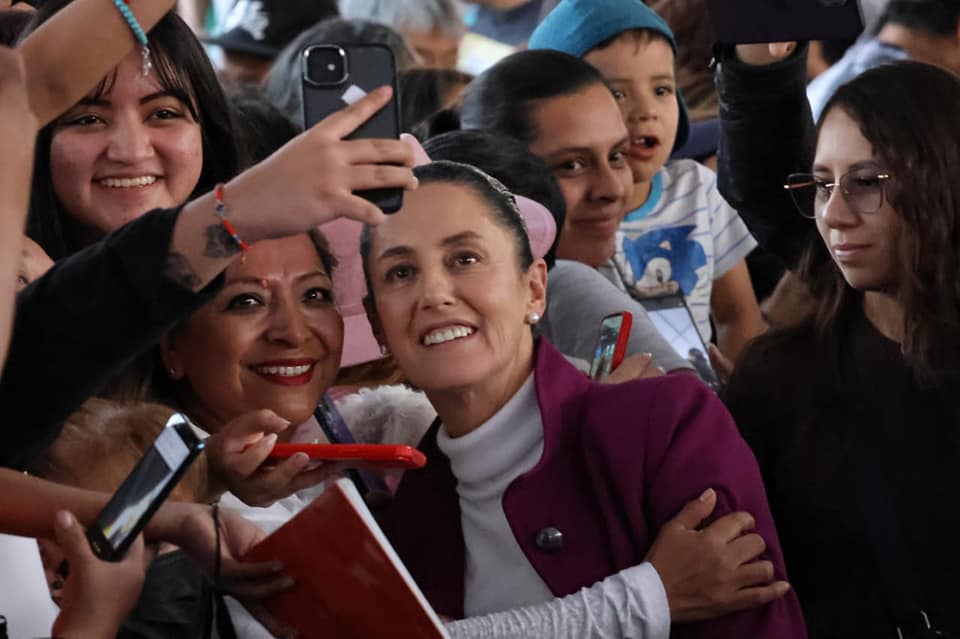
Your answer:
[360,160,806,637]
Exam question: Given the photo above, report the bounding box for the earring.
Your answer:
[526,311,541,325]
[379,344,390,356]
[168,368,180,379]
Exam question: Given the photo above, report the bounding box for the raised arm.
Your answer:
[714,43,817,269]
[1,88,415,470]
[20,0,177,126]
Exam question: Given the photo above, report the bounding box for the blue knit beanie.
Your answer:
[528,0,690,151]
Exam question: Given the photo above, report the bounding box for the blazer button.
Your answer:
[535,527,563,551]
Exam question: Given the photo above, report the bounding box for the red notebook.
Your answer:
[242,478,449,639]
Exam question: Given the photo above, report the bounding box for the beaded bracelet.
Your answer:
[214,183,251,253]
[112,0,152,76]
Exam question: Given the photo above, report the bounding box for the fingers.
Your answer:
[703,510,756,543]
[282,464,341,494]
[348,165,419,192]
[728,532,767,565]
[223,409,291,444]
[327,193,388,226]
[53,510,93,564]
[400,132,432,166]
[219,557,283,581]
[733,559,775,588]
[315,85,393,140]
[726,581,791,612]
[667,488,717,531]
[769,42,797,58]
[708,344,734,384]
[344,138,415,167]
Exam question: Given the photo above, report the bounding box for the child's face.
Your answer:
[585,32,679,187]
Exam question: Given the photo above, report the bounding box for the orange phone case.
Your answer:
[267,443,426,469]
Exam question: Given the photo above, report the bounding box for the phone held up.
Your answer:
[640,293,721,392]
[86,413,204,561]
[301,43,403,213]
[707,0,864,45]
[590,312,633,380]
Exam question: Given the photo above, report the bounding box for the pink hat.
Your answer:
[326,135,558,368]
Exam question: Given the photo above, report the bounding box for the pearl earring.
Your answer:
[526,312,541,325]
[379,344,390,356]
[168,368,179,379]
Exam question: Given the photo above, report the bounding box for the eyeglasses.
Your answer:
[783,170,891,219]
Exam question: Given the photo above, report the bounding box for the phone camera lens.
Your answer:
[304,45,348,86]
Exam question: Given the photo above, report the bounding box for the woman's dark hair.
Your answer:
[398,67,472,138]
[0,9,32,46]
[424,130,565,268]
[229,87,302,169]
[264,18,418,124]
[360,161,534,297]
[26,3,239,259]
[801,61,960,382]
[459,49,607,145]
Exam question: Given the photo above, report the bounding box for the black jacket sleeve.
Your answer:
[715,43,818,269]
[0,207,224,469]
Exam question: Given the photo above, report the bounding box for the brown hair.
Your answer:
[34,398,209,502]
[802,61,960,382]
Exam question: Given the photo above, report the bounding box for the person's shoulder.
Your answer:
[586,373,720,435]
[660,159,714,190]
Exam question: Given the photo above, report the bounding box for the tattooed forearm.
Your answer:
[204,224,242,258]
[163,251,202,290]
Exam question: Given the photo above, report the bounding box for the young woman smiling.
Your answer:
[723,61,960,638]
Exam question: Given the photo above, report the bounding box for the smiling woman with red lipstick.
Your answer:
[723,62,960,638]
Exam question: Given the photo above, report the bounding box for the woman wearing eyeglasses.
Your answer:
[721,60,960,639]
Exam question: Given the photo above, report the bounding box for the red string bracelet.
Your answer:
[214,183,250,252]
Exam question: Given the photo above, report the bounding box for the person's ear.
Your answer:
[526,258,548,318]
[159,333,186,380]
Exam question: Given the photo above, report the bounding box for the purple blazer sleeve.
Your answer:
[641,376,808,638]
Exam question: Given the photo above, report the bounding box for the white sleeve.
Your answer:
[446,562,670,639]
[703,166,757,279]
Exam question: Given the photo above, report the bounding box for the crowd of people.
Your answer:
[1,0,958,637]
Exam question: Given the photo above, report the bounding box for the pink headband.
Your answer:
[325,134,558,367]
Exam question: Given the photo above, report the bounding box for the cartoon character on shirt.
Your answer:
[618,225,706,299]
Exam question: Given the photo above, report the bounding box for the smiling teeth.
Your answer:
[254,364,312,377]
[423,326,474,346]
[99,176,157,188]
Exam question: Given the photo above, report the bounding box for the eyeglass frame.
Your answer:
[783,170,892,219]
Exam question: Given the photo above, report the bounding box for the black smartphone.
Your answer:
[301,43,403,213]
[86,413,204,561]
[315,393,392,506]
[639,294,721,391]
[707,0,864,45]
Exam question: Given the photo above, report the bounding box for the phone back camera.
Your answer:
[304,45,348,86]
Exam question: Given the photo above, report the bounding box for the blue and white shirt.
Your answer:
[609,160,757,342]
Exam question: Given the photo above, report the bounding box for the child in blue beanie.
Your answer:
[530,0,764,361]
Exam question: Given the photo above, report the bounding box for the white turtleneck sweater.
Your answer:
[437,375,671,638]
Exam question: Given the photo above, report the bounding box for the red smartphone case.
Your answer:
[268,443,426,469]
[609,311,633,371]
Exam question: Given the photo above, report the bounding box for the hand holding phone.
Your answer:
[205,410,335,508]
[85,413,204,561]
[590,312,633,380]
[267,444,426,470]
[302,43,404,213]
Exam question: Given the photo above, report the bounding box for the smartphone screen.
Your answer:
[640,295,721,391]
[590,313,630,380]
[87,414,203,560]
[301,43,403,213]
